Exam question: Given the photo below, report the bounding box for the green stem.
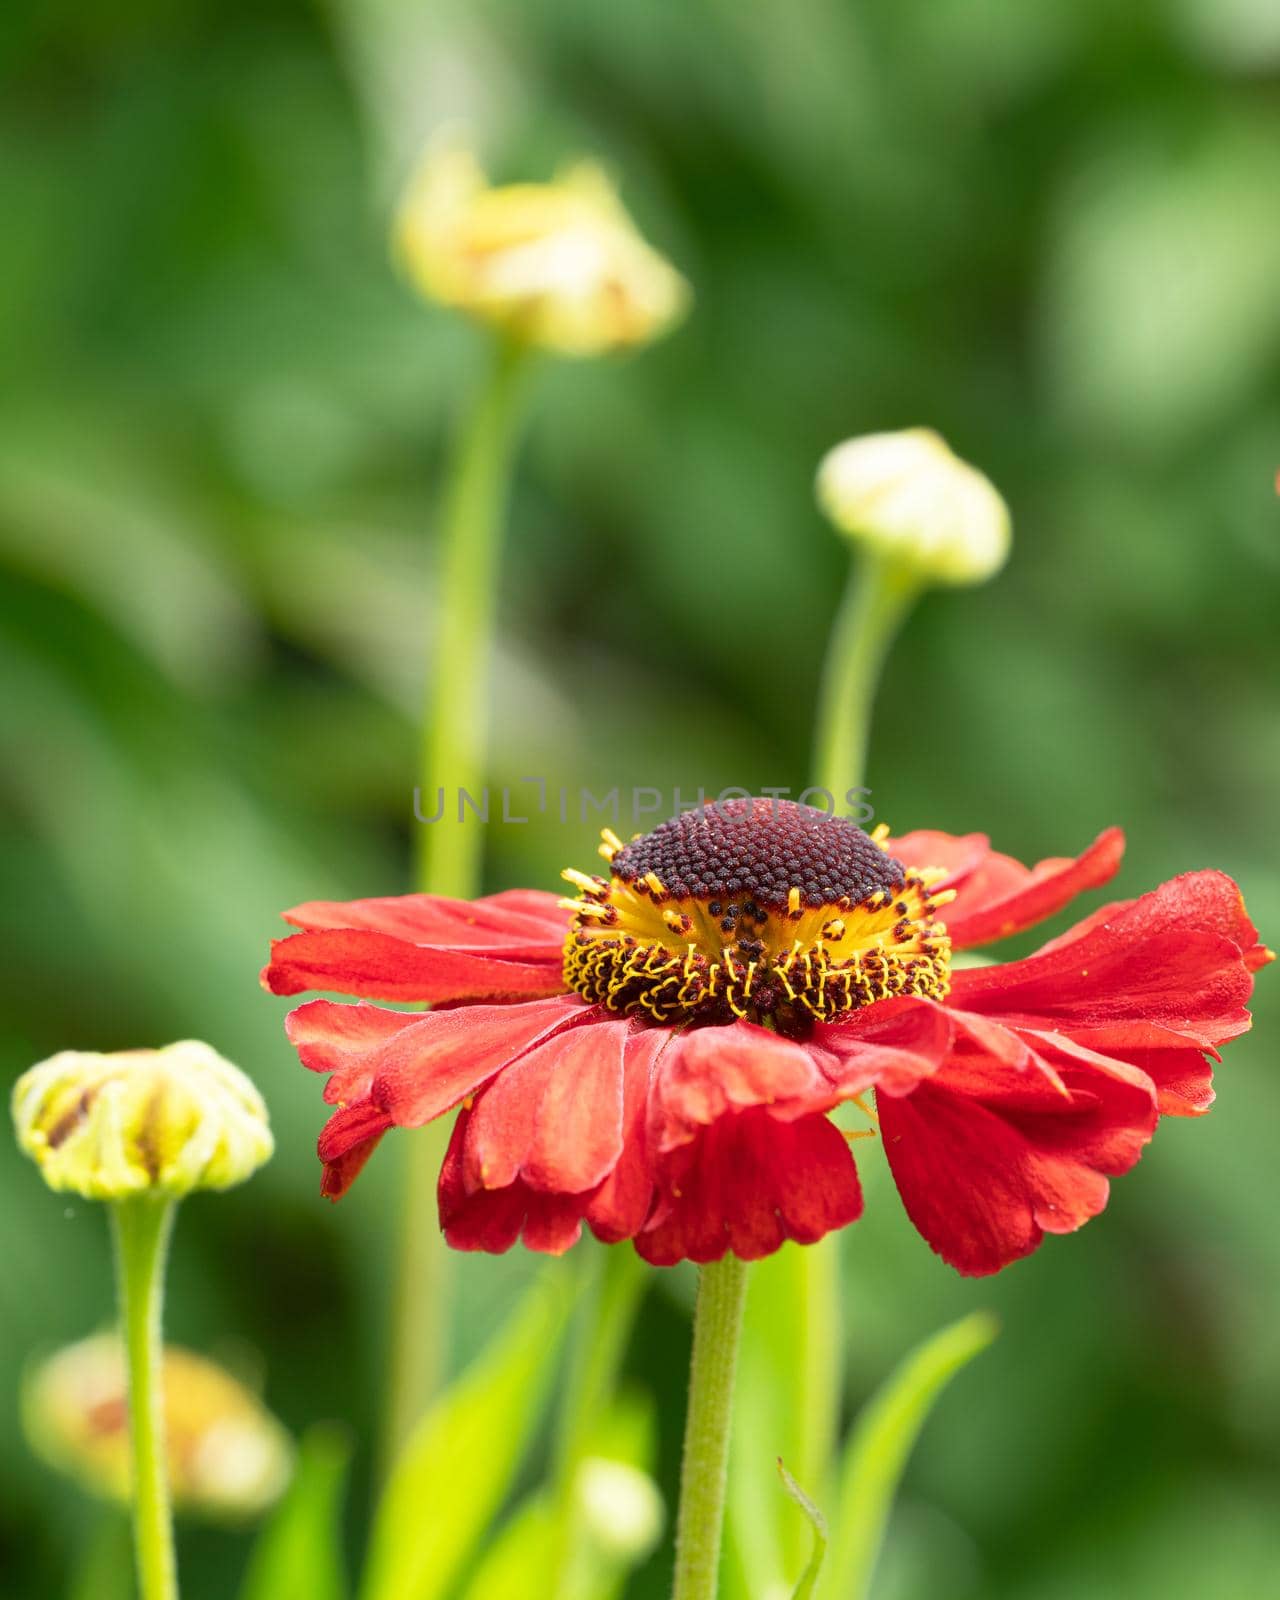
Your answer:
[787,549,920,1511]
[415,333,531,899]
[382,334,532,1471]
[812,551,920,802]
[673,1255,749,1600]
[111,1198,178,1600]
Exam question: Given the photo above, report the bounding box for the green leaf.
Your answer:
[458,1494,556,1600]
[777,1460,828,1600]
[465,1389,664,1600]
[725,1242,841,1598]
[360,1270,571,1600]
[68,1514,133,1600]
[239,1424,352,1600]
[825,1311,998,1600]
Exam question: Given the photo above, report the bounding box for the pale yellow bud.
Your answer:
[578,1456,665,1561]
[394,140,689,356]
[23,1335,292,1519]
[12,1040,273,1201]
[816,428,1011,586]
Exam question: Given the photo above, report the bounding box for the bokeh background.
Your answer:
[4,0,1279,1595]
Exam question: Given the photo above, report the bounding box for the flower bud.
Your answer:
[578,1456,664,1562]
[394,140,689,356]
[12,1040,273,1201]
[23,1335,292,1520]
[816,428,1011,585]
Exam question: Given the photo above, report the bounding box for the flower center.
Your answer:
[560,798,953,1034]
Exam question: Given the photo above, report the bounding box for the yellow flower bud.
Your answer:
[12,1040,273,1201]
[816,428,1011,586]
[394,140,690,356]
[23,1335,292,1520]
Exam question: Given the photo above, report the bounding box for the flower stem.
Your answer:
[415,333,531,900]
[111,1197,178,1600]
[673,1254,749,1600]
[779,549,919,1521]
[812,550,920,803]
[383,333,532,1471]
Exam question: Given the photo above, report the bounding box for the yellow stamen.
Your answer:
[560,825,952,1030]
[850,1091,879,1123]
[561,899,611,920]
[561,867,602,894]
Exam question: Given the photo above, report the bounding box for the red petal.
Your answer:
[439,1110,586,1255]
[637,1109,862,1266]
[949,873,1257,1049]
[439,1114,524,1250]
[1062,1022,1216,1117]
[438,1028,667,1255]
[1036,869,1271,973]
[316,1099,394,1199]
[812,997,953,1098]
[585,1027,668,1243]
[650,1020,833,1154]
[888,829,991,883]
[263,927,566,1002]
[460,1017,630,1194]
[265,886,567,1002]
[283,887,567,944]
[371,995,594,1126]
[892,828,1124,950]
[879,1024,1157,1276]
[285,1000,420,1104]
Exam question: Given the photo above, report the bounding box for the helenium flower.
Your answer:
[264,800,1268,1274]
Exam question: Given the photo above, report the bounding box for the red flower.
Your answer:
[264,800,1268,1274]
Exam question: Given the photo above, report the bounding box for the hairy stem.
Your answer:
[673,1255,750,1600]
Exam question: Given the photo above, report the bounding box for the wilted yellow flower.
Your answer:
[816,428,1011,585]
[394,141,689,356]
[12,1040,273,1201]
[23,1335,292,1519]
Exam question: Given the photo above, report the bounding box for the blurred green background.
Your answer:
[3,0,1279,1595]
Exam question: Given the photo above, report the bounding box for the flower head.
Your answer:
[394,140,689,356]
[23,1334,291,1519]
[13,1040,273,1201]
[264,801,1267,1274]
[816,428,1010,585]
[563,801,952,1029]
